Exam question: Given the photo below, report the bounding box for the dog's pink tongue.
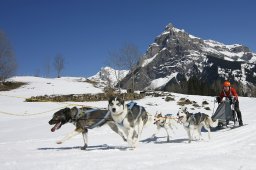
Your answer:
[51,122,61,132]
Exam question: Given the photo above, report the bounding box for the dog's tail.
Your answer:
[207,116,218,128]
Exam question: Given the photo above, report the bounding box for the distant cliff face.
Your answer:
[120,23,256,96]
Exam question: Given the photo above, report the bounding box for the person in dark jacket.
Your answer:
[216,81,243,126]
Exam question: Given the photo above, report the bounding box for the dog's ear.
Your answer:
[70,107,77,112]
[119,94,125,105]
[64,107,71,112]
[108,96,115,104]
[116,96,124,105]
[62,107,71,118]
[120,98,125,105]
[182,106,187,112]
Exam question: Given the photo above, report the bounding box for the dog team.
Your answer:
[49,96,218,150]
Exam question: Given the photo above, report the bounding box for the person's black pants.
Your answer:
[234,101,243,123]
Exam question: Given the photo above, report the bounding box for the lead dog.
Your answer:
[152,112,178,142]
[108,97,151,148]
[49,106,126,150]
[177,107,218,143]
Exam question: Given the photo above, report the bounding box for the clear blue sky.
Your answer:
[0,0,255,77]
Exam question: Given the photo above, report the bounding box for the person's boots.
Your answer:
[239,120,243,126]
[235,108,243,126]
[225,120,229,128]
[237,111,243,126]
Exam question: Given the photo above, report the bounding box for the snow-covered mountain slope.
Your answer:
[5,76,103,98]
[0,76,255,170]
[203,39,256,63]
[120,23,256,95]
[88,67,129,88]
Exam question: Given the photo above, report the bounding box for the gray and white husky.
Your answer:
[177,106,218,143]
[108,97,151,148]
[152,112,178,142]
[49,106,126,150]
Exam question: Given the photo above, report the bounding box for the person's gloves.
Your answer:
[216,96,221,103]
[234,96,238,101]
[229,96,237,103]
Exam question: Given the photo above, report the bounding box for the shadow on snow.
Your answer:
[140,136,188,144]
[37,144,130,151]
[38,136,195,151]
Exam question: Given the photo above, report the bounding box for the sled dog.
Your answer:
[49,106,126,150]
[108,97,150,148]
[177,106,218,143]
[152,112,178,142]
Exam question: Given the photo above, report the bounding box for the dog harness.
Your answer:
[74,108,99,120]
[88,111,111,129]
[159,118,167,127]
[74,108,111,129]
[127,102,136,110]
[117,119,125,127]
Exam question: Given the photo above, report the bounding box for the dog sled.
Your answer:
[211,97,238,129]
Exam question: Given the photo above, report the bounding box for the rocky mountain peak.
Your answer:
[165,23,174,31]
[120,23,256,96]
[88,67,129,88]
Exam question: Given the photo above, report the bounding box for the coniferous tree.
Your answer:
[0,30,16,82]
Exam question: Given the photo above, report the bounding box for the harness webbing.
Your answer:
[88,111,111,129]
[75,108,99,120]
[72,108,111,129]
[127,102,136,110]
[117,102,141,127]
[117,119,125,127]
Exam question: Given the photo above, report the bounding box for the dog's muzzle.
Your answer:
[49,120,62,132]
[153,119,159,124]
[112,108,116,113]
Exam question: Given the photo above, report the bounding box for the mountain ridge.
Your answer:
[119,23,256,96]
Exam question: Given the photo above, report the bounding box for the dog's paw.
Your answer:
[132,141,138,148]
[128,142,136,149]
[199,137,204,141]
[129,147,135,150]
[56,141,62,144]
[128,144,136,150]
[81,144,88,150]
[151,135,157,139]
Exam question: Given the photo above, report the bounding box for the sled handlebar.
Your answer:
[215,96,236,104]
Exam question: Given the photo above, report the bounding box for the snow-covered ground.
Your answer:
[0,76,256,170]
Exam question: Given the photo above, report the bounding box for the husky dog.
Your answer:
[108,97,150,148]
[48,106,126,150]
[177,107,218,143]
[152,112,178,142]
